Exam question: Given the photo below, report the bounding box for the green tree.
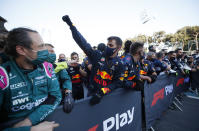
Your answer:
[130,34,147,43]
[128,26,199,51]
[153,31,166,43]
[148,36,153,43]
[175,26,199,50]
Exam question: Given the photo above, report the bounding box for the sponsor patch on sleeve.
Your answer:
[0,66,9,90]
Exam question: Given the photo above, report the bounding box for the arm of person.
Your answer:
[152,71,157,76]
[148,62,157,75]
[162,61,171,71]
[27,69,62,125]
[3,126,31,131]
[174,61,185,74]
[87,64,92,71]
[4,121,59,131]
[30,121,59,131]
[191,68,197,72]
[79,66,87,77]
[62,15,97,61]
[59,69,72,91]
[140,75,152,83]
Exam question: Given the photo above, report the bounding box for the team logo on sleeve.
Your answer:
[43,62,53,78]
[0,66,9,90]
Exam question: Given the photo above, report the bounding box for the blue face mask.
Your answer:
[31,50,49,65]
[58,59,66,62]
[105,46,116,57]
[46,53,56,64]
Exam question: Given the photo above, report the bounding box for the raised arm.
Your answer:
[62,15,97,60]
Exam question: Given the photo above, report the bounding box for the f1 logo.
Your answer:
[88,124,99,131]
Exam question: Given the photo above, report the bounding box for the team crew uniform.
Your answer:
[153,59,168,75]
[81,57,91,85]
[67,65,84,100]
[54,63,72,101]
[81,57,94,96]
[140,60,151,75]
[55,66,72,91]
[121,53,141,89]
[0,60,61,126]
[65,23,125,99]
[140,59,157,82]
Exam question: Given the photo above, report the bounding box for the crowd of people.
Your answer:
[0,15,199,131]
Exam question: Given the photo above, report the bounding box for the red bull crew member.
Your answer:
[62,15,125,105]
[140,56,157,83]
[122,42,144,90]
[120,40,132,59]
[67,52,87,100]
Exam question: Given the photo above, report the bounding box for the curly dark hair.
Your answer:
[130,42,144,55]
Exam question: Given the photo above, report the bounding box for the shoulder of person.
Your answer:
[43,62,53,78]
[122,54,132,64]
[0,61,12,90]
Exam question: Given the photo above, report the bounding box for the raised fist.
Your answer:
[62,15,73,26]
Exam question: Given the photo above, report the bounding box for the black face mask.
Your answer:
[188,61,192,64]
[170,57,175,61]
[105,46,117,57]
[177,55,183,59]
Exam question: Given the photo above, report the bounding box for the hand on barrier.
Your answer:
[168,69,177,75]
[90,93,102,105]
[125,81,136,89]
[150,74,157,83]
[134,79,144,90]
[31,121,59,131]
[13,118,32,128]
[62,15,73,26]
[89,89,104,105]
[146,76,152,83]
[63,92,74,113]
